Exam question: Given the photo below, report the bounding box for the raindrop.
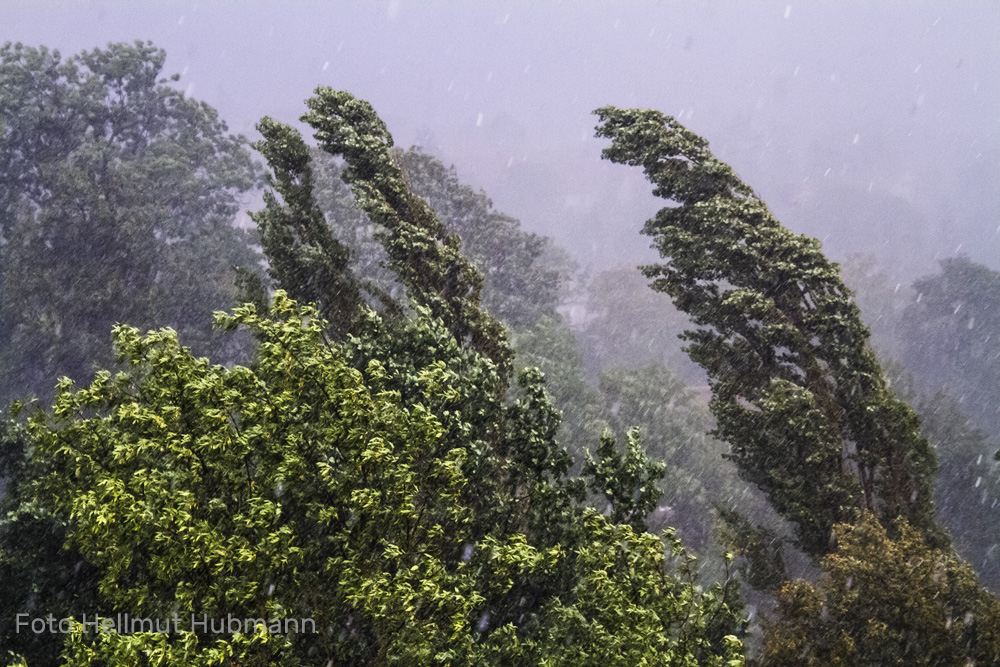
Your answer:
[976,477,983,488]
[784,5,792,19]
[462,544,474,562]
[476,112,484,127]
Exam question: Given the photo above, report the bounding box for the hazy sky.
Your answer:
[4,1,998,277]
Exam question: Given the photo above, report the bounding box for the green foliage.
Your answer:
[19,293,744,666]
[0,416,102,667]
[584,428,665,532]
[760,514,1000,666]
[301,88,513,380]
[0,42,262,403]
[251,118,366,334]
[394,148,565,329]
[594,106,943,558]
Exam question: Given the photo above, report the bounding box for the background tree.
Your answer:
[0,41,262,404]
[900,256,1000,436]
[841,255,1000,590]
[580,265,704,383]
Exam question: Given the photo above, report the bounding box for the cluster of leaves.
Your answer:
[0,42,262,403]
[761,514,1000,665]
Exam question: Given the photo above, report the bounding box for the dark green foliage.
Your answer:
[0,41,262,403]
[594,106,943,557]
[251,118,366,334]
[0,417,101,667]
[394,148,564,328]
[583,428,665,532]
[301,89,513,380]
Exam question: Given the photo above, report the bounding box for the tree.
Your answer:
[596,365,776,560]
[0,41,261,403]
[580,265,703,383]
[0,415,102,667]
[393,148,565,329]
[594,106,943,558]
[884,364,1000,591]
[900,256,1000,436]
[760,515,1000,666]
[20,294,743,667]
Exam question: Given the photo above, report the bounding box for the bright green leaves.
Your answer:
[27,292,491,664]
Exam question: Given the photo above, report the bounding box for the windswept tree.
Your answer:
[594,106,943,558]
[595,105,1000,664]
[0,41,262,403]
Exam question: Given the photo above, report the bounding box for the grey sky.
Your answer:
[4,1,998,277]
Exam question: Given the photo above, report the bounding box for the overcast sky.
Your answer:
[4,1,998,278]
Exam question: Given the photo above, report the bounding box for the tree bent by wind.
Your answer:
[595,105,1000,664]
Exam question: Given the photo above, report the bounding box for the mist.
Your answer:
[6,1,997,274]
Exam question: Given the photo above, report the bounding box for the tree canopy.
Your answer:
[0,41,261,403]
[594,105,943,558]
